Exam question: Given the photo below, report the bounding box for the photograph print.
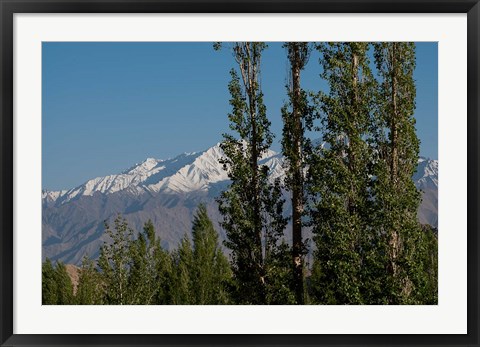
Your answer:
[42,42,438,305]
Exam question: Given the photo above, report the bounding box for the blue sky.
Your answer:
[42,42,438,191]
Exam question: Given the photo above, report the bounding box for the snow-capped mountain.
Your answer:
[42,189,68,203]
[42,144,438,265]
[415,157,439,227]
[148,145,229,194]
[43,143,280,204]
[415,157,438,190]
[45,152,202,204]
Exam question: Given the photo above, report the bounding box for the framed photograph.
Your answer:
[1,0,478,346]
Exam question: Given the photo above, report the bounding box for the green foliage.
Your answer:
[281,42,313,304]
[43,210,231,305]
[75,256,104,304]
[98,215,134,304]
[169,205,232,304]
[128,220,168,304]
[308,43,376,304]
[216,42,290,304]
[370,42,437,304]
[42,258,58,305]
[264,241,297,304]
[191,204,231,304]
[153,243,175,305]
[55,262,74,304]
[171,234,194,304]
[308,42,437,305]
[415,225,438,304]
[97,216,176,305]
[41,259,74,305]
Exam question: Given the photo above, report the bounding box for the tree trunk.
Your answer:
[389,43,399,281]
[391,43,399,188]
[238,43,264,301]
[348,49,359,214]
[291,44,304,304]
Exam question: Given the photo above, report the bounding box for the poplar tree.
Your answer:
[128,220,165,304]
[215,42,289,304]
[98,215,134,305]
[171,235,194,304]
[42,258,58,304]
[308,43,375,304]
[191,204,231,304]
[54,261,74,304]
[373,42,437,304]
[153,244,175,304]
[75,256,104,304]
[281,42,312,304]
[416,225,438,304]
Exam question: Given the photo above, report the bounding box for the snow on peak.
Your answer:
[42,142,284,203]
[43,143,436,204]
[260,154,285,182]
[57,157,167,203]
[150,144,230,193]
[42,189,67,202]
[123,157,162,174]
[414,157,438,190]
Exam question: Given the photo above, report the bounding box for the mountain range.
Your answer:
[42,143,438,265]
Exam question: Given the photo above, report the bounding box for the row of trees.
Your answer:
[42,205,232,305]
[215,42,437,304]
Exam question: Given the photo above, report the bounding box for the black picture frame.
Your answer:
[1,1,478,346]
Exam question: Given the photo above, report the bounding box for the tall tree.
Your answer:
[75,256,104,304]
[191,204,231,304]
[416,225,438,304]
[308,43,375,304]
[153,239,175,305]
[42,258,58,305]
[215,42,289,304]
[171,234,194,304]
[98,215,134,305]
[128,220,165,304]
[373,42,437,304]
[281,42,312,304]
[54,261,74,304]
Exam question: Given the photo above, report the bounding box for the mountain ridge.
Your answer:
[42,143,438,265]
